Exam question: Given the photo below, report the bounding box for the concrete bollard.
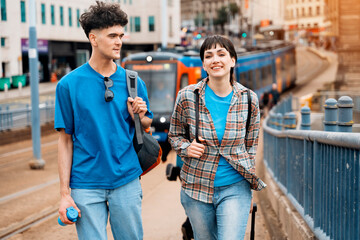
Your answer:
[268,112,276,129]
[284,112,296,130]
[337,96,353,132]
[301,106,311,130]
[287,95,293,112]
[323,98,338,132]
[276,113,283,130]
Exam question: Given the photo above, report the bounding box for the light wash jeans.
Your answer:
[181,180,252,240]
[71,178,143,240]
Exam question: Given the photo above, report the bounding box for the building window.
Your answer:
[20,0,26,22]
[77,9,80,27]
[135,17,140,32]
[148,16,154,32]
[1,0,7,21]
[129,0,132,4]
[308,7,312,16]
[51,5,55,25]
[316,6,320,15]
[169,16,173,37]
[68,7,72,27]
[302,8,305,17]
[60,6,64,26]
[124,0,126,4]
[130,16,133,32]
[41,3,46,24]
[1,37,5,47]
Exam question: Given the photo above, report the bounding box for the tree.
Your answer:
[194,13,204,27]
[228,2,239,18]
[215,6,228,34]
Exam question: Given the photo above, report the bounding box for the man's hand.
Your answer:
[187,136,205,158]
[127,97,148,120]
[58,194,81,225]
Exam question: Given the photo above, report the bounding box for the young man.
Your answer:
[55,2,152,239]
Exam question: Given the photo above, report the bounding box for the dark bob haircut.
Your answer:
[200,35,237,84]
[79,1,128,38]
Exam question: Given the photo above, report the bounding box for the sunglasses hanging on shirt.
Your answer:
[104,77,114,102]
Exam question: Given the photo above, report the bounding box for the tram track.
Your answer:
[0,140,58,169]
[0,206,58,240]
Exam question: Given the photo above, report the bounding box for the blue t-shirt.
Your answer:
[205,85,244,187]
[55,63,153,189]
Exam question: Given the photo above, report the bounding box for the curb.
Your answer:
[261,161,316,240]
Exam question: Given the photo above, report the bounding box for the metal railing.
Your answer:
[0,99,55,131]
[263,96,360,240]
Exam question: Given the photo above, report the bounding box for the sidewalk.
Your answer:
[1,135,271,240]
[0,82,58,104]
[0,82,271,239]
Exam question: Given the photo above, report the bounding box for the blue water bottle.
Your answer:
[58,206,78,226]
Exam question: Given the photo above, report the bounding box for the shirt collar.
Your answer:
[194,77,248,96]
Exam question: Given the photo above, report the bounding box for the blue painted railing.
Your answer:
[0,99,55,131]
[263,96,360,240]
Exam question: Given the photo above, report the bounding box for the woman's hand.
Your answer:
[187,136,205,158]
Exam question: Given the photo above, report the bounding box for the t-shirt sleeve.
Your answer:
[54,82,74,134]
[137,76,153,119]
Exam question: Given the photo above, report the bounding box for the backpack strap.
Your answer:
[245,89,252,143]
[195,89,200,143]
[126,69,144,145]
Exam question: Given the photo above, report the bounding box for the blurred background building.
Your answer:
[324,0,360,90]
[284,0,328,46]
[0,0,180,82]
[1,0,359,84]
[180,0,284,46]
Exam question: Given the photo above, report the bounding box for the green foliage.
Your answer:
[215,6,227,27]
[228,2,239,17]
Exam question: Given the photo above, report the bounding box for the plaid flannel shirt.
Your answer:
[168,79,266,203]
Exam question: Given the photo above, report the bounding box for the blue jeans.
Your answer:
[71,178,143,240]
[181,180,252,240]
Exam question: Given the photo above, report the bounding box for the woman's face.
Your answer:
[202,44,235,80]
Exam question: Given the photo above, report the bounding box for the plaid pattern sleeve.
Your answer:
[168,88,192,157]
[168,80,266,203]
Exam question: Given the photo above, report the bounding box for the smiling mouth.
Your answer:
[212,66,222,70]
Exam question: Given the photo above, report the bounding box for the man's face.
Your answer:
[90,25,125,60]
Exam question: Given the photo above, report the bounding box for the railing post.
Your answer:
[284,112,296,130]
[26,104,31,126]
[269,112,276,129]
[337,96,353,132]
[0,106,2,131]
[276,113,283,130]
[323,98,338,132]
[301,106,311,130]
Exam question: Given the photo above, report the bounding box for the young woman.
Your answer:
[168,35,266,240]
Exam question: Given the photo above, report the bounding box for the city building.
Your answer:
[284,0,328,45]
[0,0,180,82]
[180,0,284,46]
[324,0,360,89]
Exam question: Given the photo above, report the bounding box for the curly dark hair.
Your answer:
[200,35,237,85]
[79,1,128,38]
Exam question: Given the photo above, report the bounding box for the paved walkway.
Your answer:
[0,82,57,104]
[1,46,336,239]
